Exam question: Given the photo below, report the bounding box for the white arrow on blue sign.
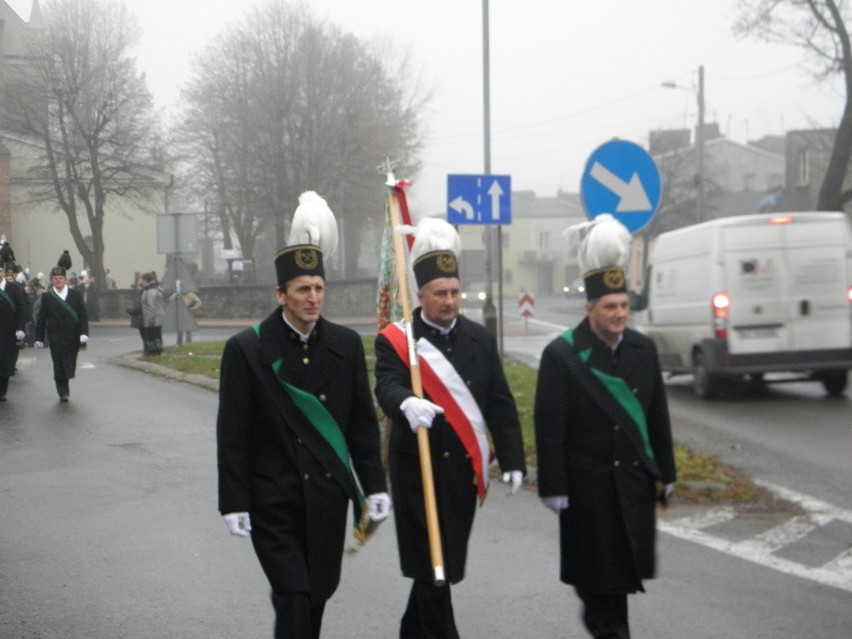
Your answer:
[447,174,511,225]
[580,139,661,233]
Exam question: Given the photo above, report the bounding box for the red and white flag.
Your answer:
[376,178,414,331]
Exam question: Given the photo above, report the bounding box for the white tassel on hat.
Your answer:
[287,191,339,258]
[564,213,632,275]
[401,217,462,265]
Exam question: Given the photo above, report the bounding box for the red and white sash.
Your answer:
[382,322,491,500]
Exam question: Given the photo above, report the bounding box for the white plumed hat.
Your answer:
[275,191,339,285]
[564,213,631,300]
[398,217,461,289]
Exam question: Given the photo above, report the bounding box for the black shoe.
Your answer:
[0,396,6,401]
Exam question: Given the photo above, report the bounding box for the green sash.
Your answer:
[0,287,15,312]
[561,329,654,460]
[49,288,79,324]
[251,324,370,538]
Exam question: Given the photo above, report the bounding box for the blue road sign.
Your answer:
[447,174,511,225]
[580,140,661,233]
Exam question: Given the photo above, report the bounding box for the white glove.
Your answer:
[541,495,569,513]
[663,482,675,500]
[35,341,44,349]
[15,330,25,341]
[80,335,89,345]
[223,512,252,538]
[366,492,392,522]
[400,396,444,432]
[502,470,524,495]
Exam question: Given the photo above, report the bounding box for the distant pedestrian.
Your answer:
[35,266,89,401]
[171,290,201,345]
[126,277,145,351]
[140,272,164,355]
[0,262,26,401]
[3,263,26,375]
[0,239,14,264]
[84,274,101,322]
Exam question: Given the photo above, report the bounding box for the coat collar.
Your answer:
[256,310,345,391]
[572,317,643,379]
[414,308,482,369]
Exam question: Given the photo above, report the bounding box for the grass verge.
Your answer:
[143,338,763,506]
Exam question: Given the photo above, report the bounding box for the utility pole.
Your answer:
[662,65,706,224]
[696,65,705,223]
[481,0,499,343]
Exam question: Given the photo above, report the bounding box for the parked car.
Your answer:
[461,282,487,304]
[563,278,585,298]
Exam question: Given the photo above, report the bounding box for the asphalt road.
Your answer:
[1,321,850,638]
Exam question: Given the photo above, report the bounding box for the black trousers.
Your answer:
[575,588,630,639]
[270,591,325,639]
[143,326,162,354]
[400,580,459,639]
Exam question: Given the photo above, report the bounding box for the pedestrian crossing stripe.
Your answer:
[659,479,852,593]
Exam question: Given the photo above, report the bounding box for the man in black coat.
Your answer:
[35,266,89,401]
[217,193,389,639]
[0,262,26,400]
[374,219,526,639]
[535,215,676,639]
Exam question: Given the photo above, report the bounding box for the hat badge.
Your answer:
[436,253,457,274]
[295,248,319,270]
[603,268,625,290]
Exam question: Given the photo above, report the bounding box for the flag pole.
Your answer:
[385,175,446,587]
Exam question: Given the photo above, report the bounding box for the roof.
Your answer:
[511,189,586,220]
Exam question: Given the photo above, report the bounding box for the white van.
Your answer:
[631,212,852,398]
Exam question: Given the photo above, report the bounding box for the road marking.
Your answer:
[14,355,37,370]
[660,480,852,593]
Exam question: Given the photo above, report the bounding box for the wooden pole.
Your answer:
[386,183,446,586]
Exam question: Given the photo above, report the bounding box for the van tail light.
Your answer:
[712,292,730,339]
[847,286,852,303]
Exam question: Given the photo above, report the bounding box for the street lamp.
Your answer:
[662,65,705,223]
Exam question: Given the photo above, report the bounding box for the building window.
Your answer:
[797,148,810,186]
[538,231,550,249]
[743,173,755,192]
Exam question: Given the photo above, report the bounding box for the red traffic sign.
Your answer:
[518,292,535,318]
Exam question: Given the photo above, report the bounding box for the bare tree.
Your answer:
[5,0,163,284]
[733,0,852,211]
[174,0,430,279]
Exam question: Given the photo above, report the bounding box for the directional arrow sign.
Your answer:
[580,139,661,233]
[448,196,475,221]
[589,162,652,212]
[447,174,511,225]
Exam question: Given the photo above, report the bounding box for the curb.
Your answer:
[114,352,219,392]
